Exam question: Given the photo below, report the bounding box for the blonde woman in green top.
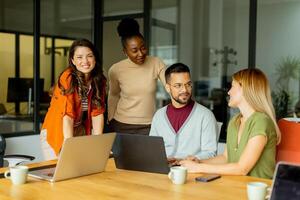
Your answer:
[180,68,281,179]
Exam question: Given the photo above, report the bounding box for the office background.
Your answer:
[1,0,300,160]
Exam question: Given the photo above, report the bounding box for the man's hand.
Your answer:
[167,157,182,166]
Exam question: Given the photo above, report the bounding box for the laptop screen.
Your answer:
[112,133,170,174]
[270,162,300,200]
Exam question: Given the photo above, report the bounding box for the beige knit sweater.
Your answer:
[108,56,166,125]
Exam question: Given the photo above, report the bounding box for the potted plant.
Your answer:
[272,56,300,119]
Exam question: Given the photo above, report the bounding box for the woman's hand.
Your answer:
[179,160,202,173]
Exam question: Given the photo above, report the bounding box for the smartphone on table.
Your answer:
[195,174,221,182]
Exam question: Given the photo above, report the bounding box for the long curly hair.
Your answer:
[58,38,106,108]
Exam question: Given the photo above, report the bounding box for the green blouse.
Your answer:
[226,112,277,179]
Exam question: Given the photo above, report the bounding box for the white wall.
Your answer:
[222,1,300,95]
[178,0,300,93]
[178,0,248,82]
[5,134,44,163]
[256,1,300,95]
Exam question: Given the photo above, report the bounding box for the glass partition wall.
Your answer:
[0,0,35,136]
[1,0,297,140]
[102,0,249,141]
[0,0,89,136]
[256,0,300,119]
[175,0,250,141]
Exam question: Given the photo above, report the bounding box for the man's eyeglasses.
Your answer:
[170,82,193,90]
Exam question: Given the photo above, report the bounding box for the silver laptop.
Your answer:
[29,133,116,182]
[270,161,300,200]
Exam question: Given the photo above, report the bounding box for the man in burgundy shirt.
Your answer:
[150,63,218,163]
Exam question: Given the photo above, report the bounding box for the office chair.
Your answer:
[216,122,223,143]
[276,118,300,163]
[0,134,35,167]
[216,122,224,155]
[0,103,7,115]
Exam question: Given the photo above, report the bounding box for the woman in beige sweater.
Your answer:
[108,18,166,135]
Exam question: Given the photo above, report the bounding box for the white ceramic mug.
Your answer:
[4,165,29,185]
[247,182,268,200]
[168,166,187,185]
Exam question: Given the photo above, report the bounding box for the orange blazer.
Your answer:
[42,68,105,155]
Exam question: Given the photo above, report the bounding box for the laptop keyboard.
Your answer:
[30,167,56,178]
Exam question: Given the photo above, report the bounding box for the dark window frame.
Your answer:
[1,0,258,138]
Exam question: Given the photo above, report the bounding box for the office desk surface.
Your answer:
[0,159,272,200]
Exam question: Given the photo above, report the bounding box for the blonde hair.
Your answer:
[232,68,281,144]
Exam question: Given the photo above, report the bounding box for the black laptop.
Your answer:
[270,162,300,200]
[112,133,170,174]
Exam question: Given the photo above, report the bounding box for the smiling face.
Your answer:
[71,46,96,78]
[227,80,244,108]
[124,36,147,65]
[165,72,192,108]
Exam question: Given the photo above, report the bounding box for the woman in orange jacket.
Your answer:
[41,39,106,160]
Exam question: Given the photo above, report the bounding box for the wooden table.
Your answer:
[0,159,272,200]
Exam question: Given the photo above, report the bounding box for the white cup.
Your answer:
[4,165,29,185]
[168,166,187,185]
[247,182,268,200]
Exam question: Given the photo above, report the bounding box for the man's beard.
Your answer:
[171,92,192,105]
